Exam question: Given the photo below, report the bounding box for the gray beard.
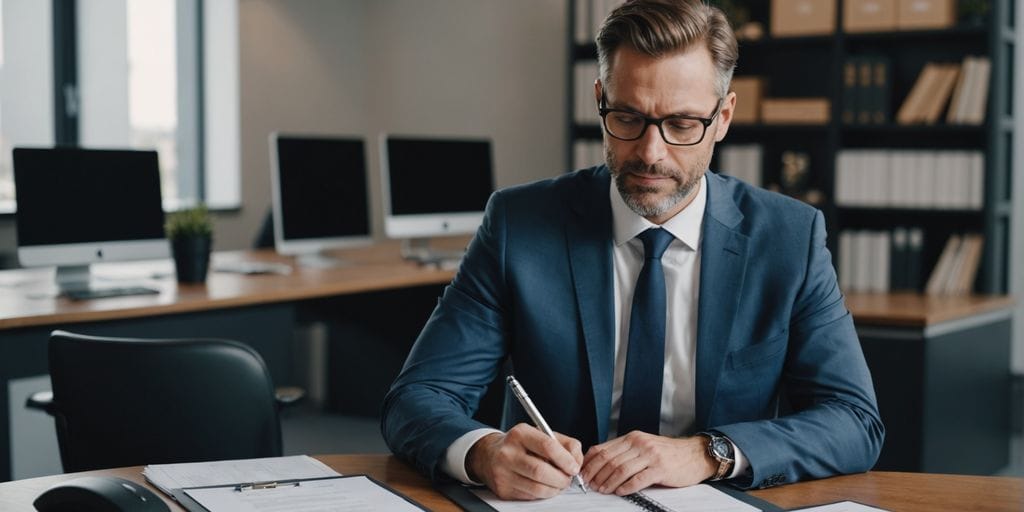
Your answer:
[611,159,703,218]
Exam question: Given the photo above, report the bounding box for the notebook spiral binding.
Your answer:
[623,492,671,511]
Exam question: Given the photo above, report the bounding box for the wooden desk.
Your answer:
[0,242,458,481]
[0,455,1020,511]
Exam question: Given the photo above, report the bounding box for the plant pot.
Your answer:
[172,235,212,283]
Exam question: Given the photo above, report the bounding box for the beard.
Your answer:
[606,144,708,219]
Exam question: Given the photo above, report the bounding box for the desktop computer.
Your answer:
[379,134,494,264]
[269,134,372,268]
[12,147,170,299]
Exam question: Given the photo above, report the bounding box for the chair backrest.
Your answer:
[47,330,282,472]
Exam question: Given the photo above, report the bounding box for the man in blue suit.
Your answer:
[382,0,883,500]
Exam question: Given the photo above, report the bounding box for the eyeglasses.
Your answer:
[598,93,723,146]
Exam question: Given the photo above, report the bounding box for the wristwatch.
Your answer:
[698,432,735,481]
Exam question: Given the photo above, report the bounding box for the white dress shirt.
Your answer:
[442,174,747,484]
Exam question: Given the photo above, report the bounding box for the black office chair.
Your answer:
[25,330,302,473]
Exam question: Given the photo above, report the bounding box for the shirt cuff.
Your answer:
[441,427,503,485]
[727,439,750,480]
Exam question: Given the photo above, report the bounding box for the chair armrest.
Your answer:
[25,390,56,415]
[274,386,306,409]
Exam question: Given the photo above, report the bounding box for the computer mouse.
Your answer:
[33,475,170,512]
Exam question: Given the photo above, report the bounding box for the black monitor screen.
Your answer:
[13,148,166,247]
[275,136,370,240]
[386,138,493,215]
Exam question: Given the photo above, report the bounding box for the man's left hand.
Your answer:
[580,432,717,495]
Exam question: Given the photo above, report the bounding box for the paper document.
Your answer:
[471,483,759,512]
[143,455,339,495]
[184,475,423,512]
[791,502,890,512]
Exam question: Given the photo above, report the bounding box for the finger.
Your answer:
[581,437,632,483]
[615,467,657,496]
[554,432,584,467]
[517,427,581,477]
[595,452,649,494]
[510,450,573,490]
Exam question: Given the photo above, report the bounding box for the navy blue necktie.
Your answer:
[618,227,675,436]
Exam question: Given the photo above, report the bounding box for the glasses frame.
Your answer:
[598,92,724,147]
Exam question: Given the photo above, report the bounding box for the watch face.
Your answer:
[711,437,734,460]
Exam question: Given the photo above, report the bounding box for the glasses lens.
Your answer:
[603,111,706,146]
[661,117,706,145]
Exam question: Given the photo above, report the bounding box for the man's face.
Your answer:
[597,45,735,224]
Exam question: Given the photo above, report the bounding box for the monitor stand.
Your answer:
[55,265,159,301]
[400,238,466,268]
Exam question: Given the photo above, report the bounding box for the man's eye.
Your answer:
[612,113,643,125]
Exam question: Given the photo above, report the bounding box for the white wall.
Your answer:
[213,0,567,250]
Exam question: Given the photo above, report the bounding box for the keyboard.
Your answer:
[64,286,160,301]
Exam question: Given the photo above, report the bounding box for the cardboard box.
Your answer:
[844,0,897,33]
[771,0,836,37]
[730,77,765,124]
[897,0,955,30]
[761,98,831,124]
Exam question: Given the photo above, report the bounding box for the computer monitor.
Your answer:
[380,135,494,262]
[12,147,170,297]
[269,134,372,267]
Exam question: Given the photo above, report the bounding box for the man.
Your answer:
[382,0,883,500]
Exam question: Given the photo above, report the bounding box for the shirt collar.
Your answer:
[610,173,706,251]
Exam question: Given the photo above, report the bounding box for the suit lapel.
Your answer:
[565,167,615,443]
[695,173,749,429]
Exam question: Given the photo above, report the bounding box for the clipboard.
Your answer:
[171,474,429,512]
[434,481,784,512]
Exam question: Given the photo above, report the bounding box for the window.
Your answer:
[0,0,55,213]
[0,0,238,214]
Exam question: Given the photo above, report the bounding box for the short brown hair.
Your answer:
[596,0,737,98]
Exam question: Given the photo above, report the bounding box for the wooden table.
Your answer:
[0,455,1020,511]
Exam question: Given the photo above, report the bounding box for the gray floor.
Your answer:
[282,409,1024,477]
[281,408,390,456]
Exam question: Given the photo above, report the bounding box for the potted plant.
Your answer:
[166,204,213,283]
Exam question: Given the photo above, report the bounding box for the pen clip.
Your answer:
[234,481,301,492]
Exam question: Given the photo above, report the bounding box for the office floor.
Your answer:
[280,409,1024,478]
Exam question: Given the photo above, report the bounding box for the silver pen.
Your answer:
[506,375,588,493]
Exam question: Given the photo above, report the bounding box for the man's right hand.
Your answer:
[466,423,584,500]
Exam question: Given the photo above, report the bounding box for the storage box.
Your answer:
[761,98,831,124]
[897,0,955,30]
[771,0,836,37]
[844,0,897,33]
[730,76,765,124]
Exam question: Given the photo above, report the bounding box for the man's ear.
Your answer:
[714,91,737,142]
[594,78,603,108]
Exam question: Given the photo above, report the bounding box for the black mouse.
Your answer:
[33,475,170,512]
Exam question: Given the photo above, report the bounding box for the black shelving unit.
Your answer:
[566,0,1014,294]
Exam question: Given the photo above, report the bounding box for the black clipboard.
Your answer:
[171,474,428,512]
[435,481,784,512]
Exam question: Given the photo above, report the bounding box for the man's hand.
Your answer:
[466,424,584,500]
[581,432,717,495]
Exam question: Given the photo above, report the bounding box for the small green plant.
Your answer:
[165,204,213,240]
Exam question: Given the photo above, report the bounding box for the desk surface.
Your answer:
[0,242,457,330]
[0,242,1012,331]
[0,454,1020,511]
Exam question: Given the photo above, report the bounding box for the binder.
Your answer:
[171,474,428,512]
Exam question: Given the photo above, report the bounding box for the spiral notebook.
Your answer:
[457,482,778,512]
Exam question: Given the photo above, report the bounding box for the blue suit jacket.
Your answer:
[382,167,883,489]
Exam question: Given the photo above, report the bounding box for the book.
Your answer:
[470,482,767,511]
[896,63,939,124]
[925,234,962,295]
[953,234,985,294]
[946,56,974,124]
[842,58,859,124]
[962,56,991,125]
[920,64,960,124]
[870,56,891,124]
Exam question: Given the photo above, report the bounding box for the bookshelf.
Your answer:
[566,0,1014,294]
